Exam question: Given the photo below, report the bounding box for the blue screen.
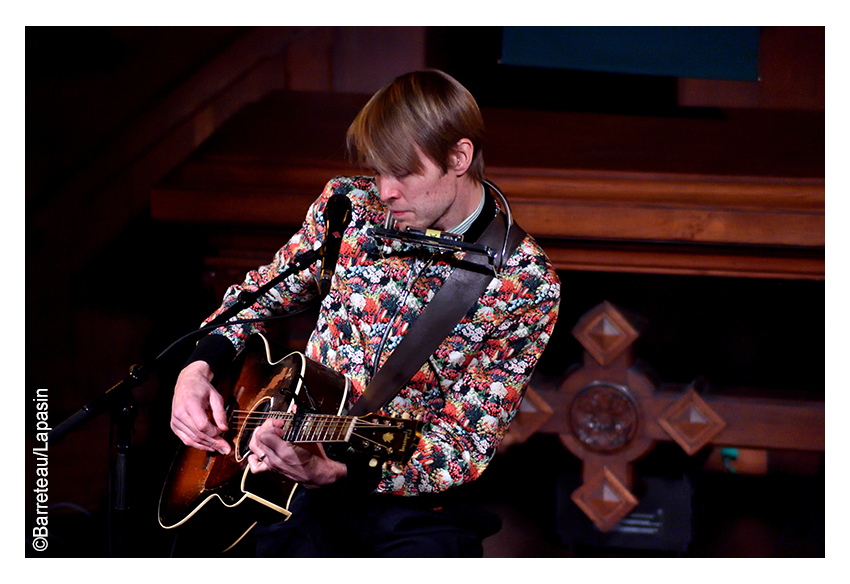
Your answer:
[501,27,761,81]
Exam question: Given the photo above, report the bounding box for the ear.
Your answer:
[449,138,474,176]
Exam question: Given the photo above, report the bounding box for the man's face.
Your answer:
[375,146,461,232]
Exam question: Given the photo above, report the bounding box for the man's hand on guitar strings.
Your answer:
[171,360,232,455]
[248,418,347,488]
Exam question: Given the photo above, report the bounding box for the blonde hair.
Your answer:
[346,70,485,182]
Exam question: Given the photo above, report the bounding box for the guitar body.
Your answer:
[158,334,350,550]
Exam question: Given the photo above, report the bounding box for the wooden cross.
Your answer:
[502,301,824,532]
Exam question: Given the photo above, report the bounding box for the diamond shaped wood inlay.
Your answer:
[571,467,638,532]
[572,301,640,366]
[658,387,727,455]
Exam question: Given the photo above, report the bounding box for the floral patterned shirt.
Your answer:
[200,176,560,496]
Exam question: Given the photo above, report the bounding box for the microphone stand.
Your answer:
[47,246,323,556]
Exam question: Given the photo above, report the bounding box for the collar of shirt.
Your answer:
[447,184,486,236]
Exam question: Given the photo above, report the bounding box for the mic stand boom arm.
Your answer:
[203,246,323,331]
[48,246,324,445]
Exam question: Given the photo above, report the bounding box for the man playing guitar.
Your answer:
[169,69,560,557]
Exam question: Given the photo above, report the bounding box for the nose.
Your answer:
[377,175,401,202]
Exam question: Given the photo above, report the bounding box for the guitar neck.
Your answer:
[272,412,356,444]
[239,410,422,464]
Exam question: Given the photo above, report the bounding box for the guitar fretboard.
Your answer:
[268,412,357,444]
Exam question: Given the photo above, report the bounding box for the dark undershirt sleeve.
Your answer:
[183,334,237,381]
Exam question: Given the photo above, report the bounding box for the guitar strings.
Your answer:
[230,410,356,428]
[232,412,353,439]
[225,409,403,442]
[230,409,401,428]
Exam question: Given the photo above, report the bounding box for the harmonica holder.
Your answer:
[369,227,497,266]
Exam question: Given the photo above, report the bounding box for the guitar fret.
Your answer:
[293,414,326,443]
[314,415,326,441]
[286,414,355,443]
[255,412,355,443]
[318,416,330,441]
[343,417,355,442]
[279,412,294,437]
[298,415,313,442]
[269,413,392,445]
[332,416,348,442]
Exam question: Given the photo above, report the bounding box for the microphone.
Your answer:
[319,193,353,296]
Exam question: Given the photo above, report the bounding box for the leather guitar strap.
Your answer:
[347,207,527,417]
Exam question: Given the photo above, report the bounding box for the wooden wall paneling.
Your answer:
[150,92,824,281]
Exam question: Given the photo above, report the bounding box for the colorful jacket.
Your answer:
[200,176,560,496]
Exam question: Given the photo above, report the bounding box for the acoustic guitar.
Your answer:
[158,333,422,551]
